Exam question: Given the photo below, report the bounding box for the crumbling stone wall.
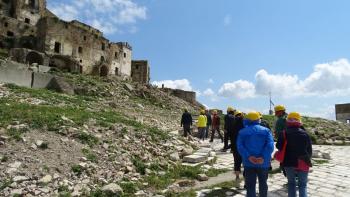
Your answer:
[161,88,196,104]
[37,17,132,76]
[336,103,350,123]
[131,60,150,84]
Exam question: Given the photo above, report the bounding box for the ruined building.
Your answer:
[0,0,149,82]
[335,103,350,124]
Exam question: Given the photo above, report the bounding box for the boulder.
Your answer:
[169,152,180,162]
[101,183,123,195]
[197,174,209,181]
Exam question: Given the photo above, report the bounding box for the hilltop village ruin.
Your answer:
[0,0,149,83]
[0,0,197,104]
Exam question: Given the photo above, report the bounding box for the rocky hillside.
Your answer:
[263,115,350,145]
[0,73,206,197]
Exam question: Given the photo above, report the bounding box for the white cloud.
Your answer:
[224,15,232,26]
[218,80,256,99]
[255,69,304,98]
[208,78,214,84]
[202,88,219,102]
[48,0,147,34]
[218,58,350,100]
[152,79,193,91]
[302,59,350,96]
[203,88,215,97]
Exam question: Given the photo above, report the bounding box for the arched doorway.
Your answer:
[100,65,109,77]
[26,51,43,65]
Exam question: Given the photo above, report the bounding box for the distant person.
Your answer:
[197,110,207,141]
[274,105,288,176]
[210,110,223,143]
[276,112,312,197]
[274,105,287,137]
[233,110,244,180]
[205,109,212,139]
[259,112,271,130]
[180,108,193,137]
[222,107,235,152]
[237,111,274,197]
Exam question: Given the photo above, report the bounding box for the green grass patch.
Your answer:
[0,155,9,162]
[145,165,203,190]
[119,181,138,195]
[58,185,71,197]
[205,168,228,177]
[82,148,98,163]
[6,128,28,141]
[71,164,84,176]
[165,190,197,197]
[77,132,99,147]
[313,159,329,165]
[132,156,147,175]
[0,179,12,190]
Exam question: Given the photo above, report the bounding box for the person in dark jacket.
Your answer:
[205,109,212,139]
[180,109,192,137]
[222,106,235,151]
[210,110,223,142]
[276,112,312,197]
[233,110,244,179]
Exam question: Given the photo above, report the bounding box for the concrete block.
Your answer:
[38,65,51,73]
[32,73,54,89]
[0,65,32,88]
[183,154,207,163]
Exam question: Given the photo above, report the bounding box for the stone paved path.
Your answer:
[196,139,350,197]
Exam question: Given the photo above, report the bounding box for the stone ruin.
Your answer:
[0,0,149,84]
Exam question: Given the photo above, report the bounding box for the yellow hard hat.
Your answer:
[287,112,301,122]
[200,110,205,114]
[227,106,234,112]
[246,111,260,121]
[274,105,286,112]
[212,110,218,114]
[234,110,242,116]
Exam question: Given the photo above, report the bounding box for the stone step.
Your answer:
[183,154,208,163]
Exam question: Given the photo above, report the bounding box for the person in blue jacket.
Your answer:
[237,111,274,197]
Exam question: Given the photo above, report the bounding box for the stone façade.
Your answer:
[0,0,149,83]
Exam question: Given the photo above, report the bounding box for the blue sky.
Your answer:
[47,0,350,119]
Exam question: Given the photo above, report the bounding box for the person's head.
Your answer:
[183,108,188,113]
[286,112,302,127]
[245,111,261,123]
[227,106,234,114]
[274,105,286,117]
[258,112,263,119]
[212,110,218,115]
[200,109,206,115]
[234,110,242,118]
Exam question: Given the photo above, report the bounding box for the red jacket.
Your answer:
[212,115,220,129]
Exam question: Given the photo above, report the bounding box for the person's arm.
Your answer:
[181,114,184,127]
[237,131,250,160]
[276,131,284,150]
[261,129,274,160]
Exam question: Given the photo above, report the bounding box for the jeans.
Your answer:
[198,127,206,140]
[205,125,210,138]
[285,167,308,197]
[245,167,269,197]
[183,124,191,137]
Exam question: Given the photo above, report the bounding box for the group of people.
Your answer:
[180,105,313,197]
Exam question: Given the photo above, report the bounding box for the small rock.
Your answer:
[181,147,193,157]
[39,175,52,184]
[11,189,23,195]
[9,161,22,168]
[197,174,209,181]
[322,153,331,160]
[169,152,180,162]
[13,176,29,183]
[35,140,44,147]
[101,183,123,195]
[124,83,134,91]
[102,143,109,150]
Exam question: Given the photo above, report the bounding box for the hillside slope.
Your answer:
[0,73,202,197]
